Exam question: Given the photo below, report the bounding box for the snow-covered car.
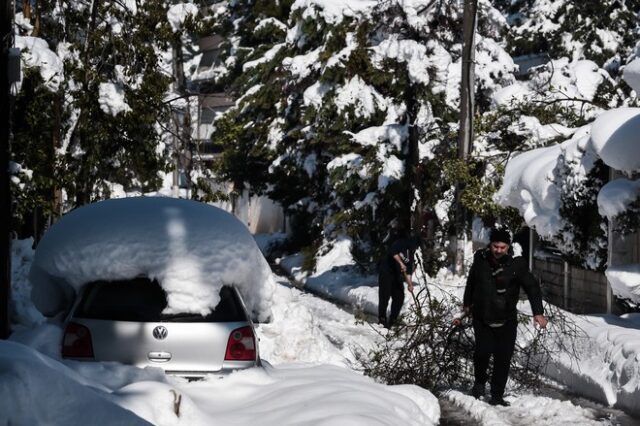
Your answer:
[62,277,259,376]
[28,196,276,376]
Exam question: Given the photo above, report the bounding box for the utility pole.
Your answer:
[454,0,478,275]
[1,0,15,339]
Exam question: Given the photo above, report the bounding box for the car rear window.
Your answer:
[74,277,248,323]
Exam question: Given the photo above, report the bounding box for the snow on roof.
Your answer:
[29,197,275,320]
[495,140,567,237]
[605,264,640,305]
[587,107,640,172]
[597,178,640,220]
[497,104,640,238]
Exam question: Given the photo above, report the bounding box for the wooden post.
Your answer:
[528,227,534,272]
[454,0,478,275]
[459,0,477,162]
[563,261,569,310]
[606,167,615,314]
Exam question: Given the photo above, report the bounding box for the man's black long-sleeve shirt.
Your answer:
[463,248,544,324]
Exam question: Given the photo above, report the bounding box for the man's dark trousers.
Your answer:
[378,269,404,327]
[472,319,518,398]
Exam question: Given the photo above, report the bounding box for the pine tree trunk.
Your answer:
[22,0,31,20]
[32,0,41,37]
[73,0,101,206]
[403,81,420,234]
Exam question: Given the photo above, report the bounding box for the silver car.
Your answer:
[61,276,259,377]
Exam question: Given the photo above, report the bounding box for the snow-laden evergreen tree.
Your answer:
[210,0,517,271]
[11,1,183,237]
[484,0,640,269]
[55,1,175,205]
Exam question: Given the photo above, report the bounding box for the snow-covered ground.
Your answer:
[2,205,439,426]
[272,237,640,421]
[5,214,640,425]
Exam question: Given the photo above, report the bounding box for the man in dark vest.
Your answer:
[378,233,421,328]
[460,228,547,406]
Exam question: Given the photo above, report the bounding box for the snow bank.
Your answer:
[0,341,150,426]
[30,197,275,321]
[446,390,605,425]
[543,313,640,417]
[10,239,45,330]
[0,340,440,426]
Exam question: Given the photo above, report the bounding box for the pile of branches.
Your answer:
[357,271,584,394]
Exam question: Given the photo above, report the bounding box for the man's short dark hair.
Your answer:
[490,229,511,245]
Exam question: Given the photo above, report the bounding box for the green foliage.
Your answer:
[555,158,609,270]
[442,159,503,220]
[504,0,640,66]
[211,110,274,193]
[11,68,67,235]
[614,196,640,236]
[12,0,179,237]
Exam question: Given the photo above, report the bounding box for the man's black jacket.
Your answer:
[463,248,544,324]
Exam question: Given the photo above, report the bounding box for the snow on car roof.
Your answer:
[29,197,275,320]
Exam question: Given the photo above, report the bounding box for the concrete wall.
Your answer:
[212,186,287,235]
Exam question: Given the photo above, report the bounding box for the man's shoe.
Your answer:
[471,384,485,399]
[489,396,510,407]
[378,317,387,328]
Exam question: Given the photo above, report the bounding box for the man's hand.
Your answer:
[533,314,548,329]
[405,275,414,293]
[452,306,470,327]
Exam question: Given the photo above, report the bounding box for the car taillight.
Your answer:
[224,326,256,361]
[62,322,94,358]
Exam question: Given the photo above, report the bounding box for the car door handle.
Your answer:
[148,351,172,362]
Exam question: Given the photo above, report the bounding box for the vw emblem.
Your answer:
[152,326,168,340]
